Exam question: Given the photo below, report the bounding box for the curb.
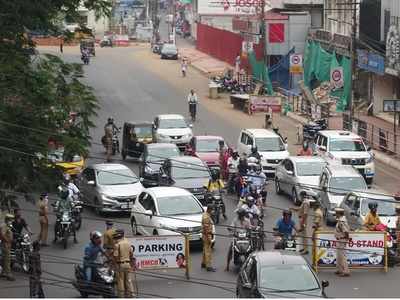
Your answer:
[286,112,400,171]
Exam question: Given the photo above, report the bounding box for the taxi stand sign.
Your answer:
[128,234,190,279]
[312,231,387,272]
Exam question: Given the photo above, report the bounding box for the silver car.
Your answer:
[77,163,144,215]
[275,156,327,205]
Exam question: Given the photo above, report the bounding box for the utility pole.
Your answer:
[261,0,267,85]
[349,0,357,131]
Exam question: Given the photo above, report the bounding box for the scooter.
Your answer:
[72,263,116,298]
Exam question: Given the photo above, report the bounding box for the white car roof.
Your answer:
[243,128,279,138]
[319,130,362,139]
[289,156,326,163]
[325,165,362,177]
[351,189,395,201]
[157,114,185,120]
[91,163,131,171]
[146,187,192,198]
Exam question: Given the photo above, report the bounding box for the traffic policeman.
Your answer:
[291,192,311,254]
[334,207,350,277]
[311,200,323,235]
[0,214,15,281]
[201,205,216,272]
[113,229,136,298]
[38,193,49,246]
[103,220,115,257]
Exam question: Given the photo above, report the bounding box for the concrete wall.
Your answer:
[381,0,400,42]
[199,15,233,32]
[372,73,396,114]
[324,0,360,37]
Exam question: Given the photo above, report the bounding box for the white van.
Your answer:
[237,129,289,175]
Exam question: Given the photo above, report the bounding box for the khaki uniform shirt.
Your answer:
[335,216,350,240]
[0,225,13,249]
[38,200,48,217]
[113,238,133,263]
[313,208,323,229]
[103,229,115,250]
[202,212,213,240]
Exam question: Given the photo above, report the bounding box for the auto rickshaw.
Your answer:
[121,121,154,160]
[80,38,96,56]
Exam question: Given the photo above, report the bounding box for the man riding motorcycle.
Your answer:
[103,117,119,162]
[237,157,248,177]
[205,168,227,220]
[247,164,267,203]
[63,174,80,202]
[248,146,262,161]
[239,196,261,226]
[297,140,313,156]
[227,151,240,193]
[275,210,297,238]
[83,231,105,282]
[53,186,77,243]
[12,208,33,237]
[364,202,381,231]
[225,208,251,271]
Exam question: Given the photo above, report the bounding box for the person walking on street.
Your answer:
[0,214,15,281]
[104,117,115,162]
[291,192,311,254]
[187,89,198,122]
[29,241,45,298]
[334,208,350,277]
[38,193,49,247]
[113,229,136,298]
[181,57,188,77]
[60,38,63,53]
[103,220,115,257]
[201,205,216,272]
[395,205,400,257]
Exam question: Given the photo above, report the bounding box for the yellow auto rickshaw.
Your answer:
[121,121,154,160]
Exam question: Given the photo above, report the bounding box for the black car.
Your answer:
[139,143,181,187]
[157,156,211,204]
[237,251,329,298]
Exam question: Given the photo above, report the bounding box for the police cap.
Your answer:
[4,213,14,221]
[105,220,114,226]
[113,228,125,239]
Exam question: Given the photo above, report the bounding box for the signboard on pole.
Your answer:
[330,67,344,90]
[313,231,387,271]
[289,54,303,74]
[198,0,272,15]
[248,95,282,114]
[383,99,400,112]
[128,235,190,277]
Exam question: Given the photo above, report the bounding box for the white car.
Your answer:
[237,128,289,175]
[130,187,216,245]
[315,130,375,184]
[153,114,193,150]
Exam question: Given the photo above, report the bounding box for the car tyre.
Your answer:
[94,198,103,216]
[275,178,283,195]
[121,150,126,160]
[292,188,301,206]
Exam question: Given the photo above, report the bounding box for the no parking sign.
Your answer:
[330,67,344,90]
[289,54,303,74]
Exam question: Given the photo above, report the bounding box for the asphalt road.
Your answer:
[1,44,400,298]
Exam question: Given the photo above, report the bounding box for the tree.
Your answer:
[0,0,110,199]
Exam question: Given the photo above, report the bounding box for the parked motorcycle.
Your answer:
[232,229,253,268]
[73,263,116,298]
[302,118,327,142]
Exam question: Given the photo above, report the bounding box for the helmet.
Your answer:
[90,231,102,241]
[236,208,247,219]
[107,117,114,124]
[4,213,14,222]
[210,168,220,181]
[249,184,257,194]
[40,192,48,199]
[246,196,255,206]
[247,157,258,166]
[368,202,378,211]
[283,210,292,217]
[251,146,258,153]
[113,228,125,239]
[232,150,239,158]
[302,140,309,151]
[255,164,262,173]
[59,185,69,200]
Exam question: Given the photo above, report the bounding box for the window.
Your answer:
[138,192,149,208]
[353,198,360,211]
[269,23,284,43]
[241,132,248,144]
[247,136,254,146]
[320,173,328,188]
[139,193,156,212]
[345,194,356,207]
[321,136,327,148]
[83,168,95,182]
[316,135,322,146]
[284,160,293,172]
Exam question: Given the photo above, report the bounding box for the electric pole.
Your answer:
[349,0,357,131]
[261,0,266,85]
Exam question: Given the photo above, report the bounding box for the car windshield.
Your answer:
[147,147,180,161]
[255,137,285,152]
[97,169,138,185]
[159,118,187,129]
[157,195,203,216]
[196,139,222,152]
[134,126,153,138]
[329,177,367,194]
[172,162,210,179]
[163,44,177,51]
[48,149,81,163]
[296,162,326,176]
[360,197,396,217]
[260,264,319,292]
[329,138,366,151]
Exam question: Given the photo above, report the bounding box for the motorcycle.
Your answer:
[0,231,33,273]
[249,217,265,251]
[53,208,76,249]
[112,131,120,155]
[232,229,253,268]
[72,200,83,231]
[73,263,116,298]
[81,54,90,65]
[302,118,327,141]
[273,231,297,251]
[206,191,224,224]
[374,224,398,267]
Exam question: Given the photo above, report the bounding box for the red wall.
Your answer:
[196,23,264,68]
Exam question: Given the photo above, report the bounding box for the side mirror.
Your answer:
[87,180,95,186]
[287,170,294,176]
[139,177,144,183]
[321,280,329,288]
[242,283,252,290]
[145,210,153,218]
[189,124,193,128]
[320,146,327,152]
[367,145,372,151]
[284,144,288,150]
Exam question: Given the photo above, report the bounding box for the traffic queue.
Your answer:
[1,109,400,298]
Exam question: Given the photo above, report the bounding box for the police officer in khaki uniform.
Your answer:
[201,205,216,272]
[104,117,114,162]
[103,220,115,257]
[395,205,400,256]
[311,200,323,235]
[113,229,136,298]
[0,214,15,281]
[291,192,311,255]
[334,207,350,277]
[38,193,49,246]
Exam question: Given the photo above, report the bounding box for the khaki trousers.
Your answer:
[39,216,48,244]
[336,240,350,275]
[202,237,212,268]
[116,263,135,298]
[1,247,11,276]
[300,222,309,252]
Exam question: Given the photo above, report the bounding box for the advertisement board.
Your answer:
[313,231,387,271]
[128,235,189,276]
[330,67,344,90]
[249,96,282,114]
[198,0,271,15]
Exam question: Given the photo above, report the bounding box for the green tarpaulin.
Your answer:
[248,51,274,95]
[303,41,351,112]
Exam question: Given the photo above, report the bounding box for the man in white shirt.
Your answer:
[187,89,198,122]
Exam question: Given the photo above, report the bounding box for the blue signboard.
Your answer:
[357,50,385,75]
